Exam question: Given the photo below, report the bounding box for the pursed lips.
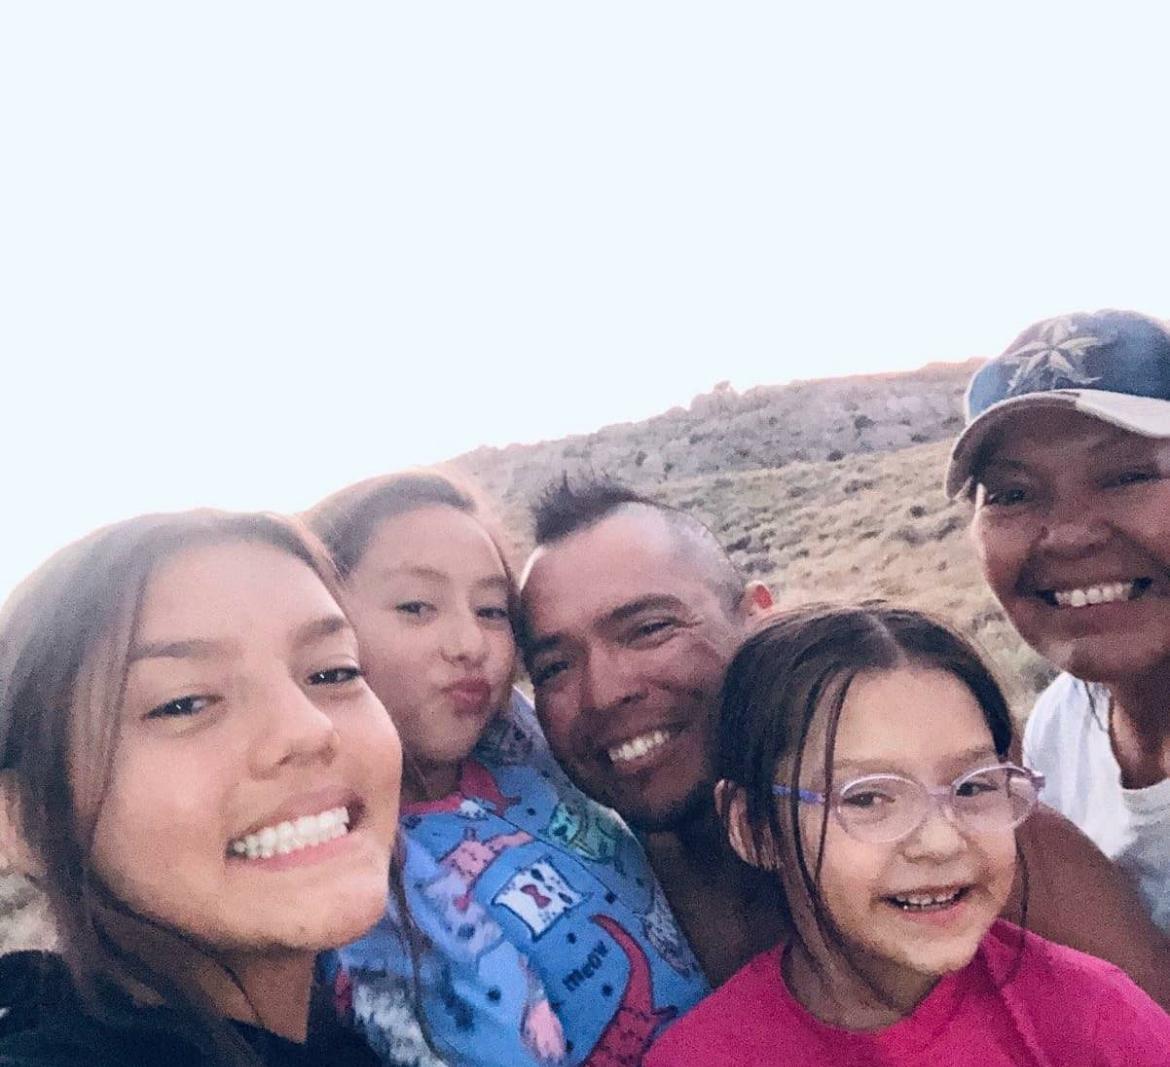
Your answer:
[443,676,493,711]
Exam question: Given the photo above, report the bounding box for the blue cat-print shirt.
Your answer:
[327,690,709,1067]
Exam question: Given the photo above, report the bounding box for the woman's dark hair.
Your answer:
[716,602,1025,986]
[0,510,346,1064]
[303,469,519,624]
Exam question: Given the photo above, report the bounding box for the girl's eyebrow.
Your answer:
[129,615,351,663]
[128,637,229,664]
[291,614,352,649]
[379,565,446,581]
[377,567,509,591]
[831,744,1000,776]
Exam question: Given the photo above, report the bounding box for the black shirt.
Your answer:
[0,952,387,1067]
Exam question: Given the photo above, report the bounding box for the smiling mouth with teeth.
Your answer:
[1038,578,1151,608]
[607,728,676,766]
[885,886,968,912]
[228,806,351,861]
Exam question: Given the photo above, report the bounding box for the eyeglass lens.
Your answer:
[835,766,1038,842]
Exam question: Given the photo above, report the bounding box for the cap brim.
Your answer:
[944,389,1170,498]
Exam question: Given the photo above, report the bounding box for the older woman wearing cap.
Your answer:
[950,308,1170,932]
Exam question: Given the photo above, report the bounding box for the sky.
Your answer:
[2,2,1169,601]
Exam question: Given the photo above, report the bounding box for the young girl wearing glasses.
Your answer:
[646,604,1170,1065]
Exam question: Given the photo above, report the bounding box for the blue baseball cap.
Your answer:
[945,309,1170,498]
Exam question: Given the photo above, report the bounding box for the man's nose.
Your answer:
[580,645,645,714]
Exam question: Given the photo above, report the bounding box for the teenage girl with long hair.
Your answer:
[0,511,404,1066]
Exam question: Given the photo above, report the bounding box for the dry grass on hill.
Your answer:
[653,440,1054,714]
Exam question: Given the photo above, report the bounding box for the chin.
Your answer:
[1036,638,1165,685]
[307,884,391,949]
[620,783,711,834]
[905,938,982,978]
[859,909,993,988]
[857,934,982,995]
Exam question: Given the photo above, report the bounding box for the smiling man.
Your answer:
[520,480,783,984]
[520,477,1170,1003]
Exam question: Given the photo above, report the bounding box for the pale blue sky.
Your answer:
[2,2,1169,600]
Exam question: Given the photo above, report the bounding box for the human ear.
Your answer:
[737,582,774,623]
[715,779,776,870]
[0,772,42,879]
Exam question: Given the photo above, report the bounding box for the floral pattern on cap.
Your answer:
[1002,317,1104,394]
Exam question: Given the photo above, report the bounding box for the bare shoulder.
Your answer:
[1011,805,1170,1010]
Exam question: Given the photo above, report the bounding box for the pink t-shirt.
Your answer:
[644,921,1170,1066]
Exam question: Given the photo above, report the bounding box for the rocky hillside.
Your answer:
[452,360,978,518]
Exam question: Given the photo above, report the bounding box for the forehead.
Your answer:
[979,409,1153,471]
[357,506,505,576]
[137,540,337,641]
[824,667,994,770]
[522,510,719,635]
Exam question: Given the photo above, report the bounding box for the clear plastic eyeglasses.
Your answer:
[772,763,1045,844]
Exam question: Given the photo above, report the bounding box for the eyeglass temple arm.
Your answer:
[771,784,826,804]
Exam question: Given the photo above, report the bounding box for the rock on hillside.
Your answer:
[450,360,979,522]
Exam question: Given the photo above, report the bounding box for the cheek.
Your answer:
[1134,519,1170,573]
[980,833,1018,903]
[486,631,517,685]
[788,815,883,915]
[360,629,430,708]
[535,701,578,765]
[674,635,734,694]
[91,748,220,908]
[971,520,1021,595]
[818,836,889,916]
[351,702,405,833]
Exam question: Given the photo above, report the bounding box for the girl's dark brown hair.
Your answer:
[303,470,510,1057]
[716,602,1025,987]
[304,469,516,594]
[0,510,346,1064]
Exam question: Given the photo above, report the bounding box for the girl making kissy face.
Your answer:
[305,472,707,1067]
[0,511,404,1067]
[646,604,1170,1066]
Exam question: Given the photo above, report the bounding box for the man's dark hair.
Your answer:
[529,475,745,611]
[532,475,657,544]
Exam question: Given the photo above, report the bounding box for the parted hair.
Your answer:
[303,469,519,624]
[0,510,342,1065]
[716,602,1020,976]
